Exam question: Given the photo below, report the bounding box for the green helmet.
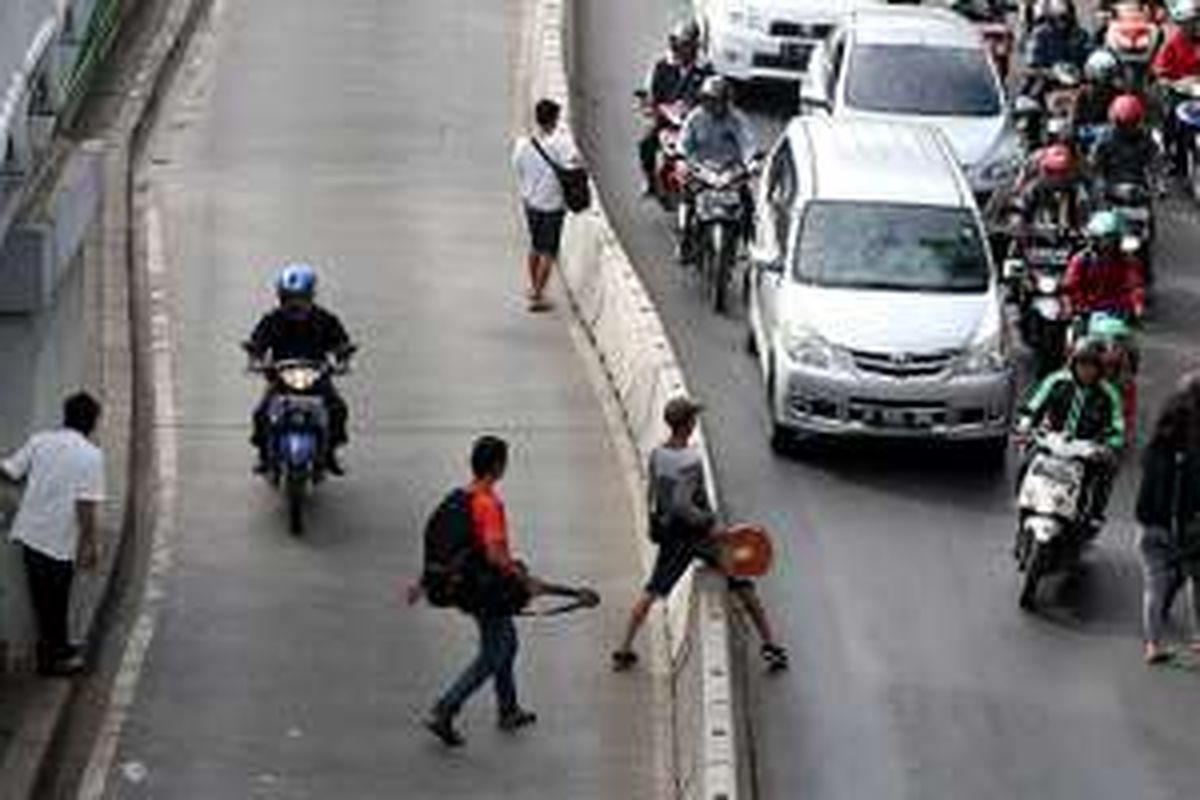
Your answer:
[1088,312,1132,341]
[1170,0,1199,22]
[1085,210,1125,241]
[1084,49,1119,83]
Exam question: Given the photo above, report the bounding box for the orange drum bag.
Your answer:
[715,524,775,578]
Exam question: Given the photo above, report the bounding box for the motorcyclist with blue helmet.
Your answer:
[245,264,355,475]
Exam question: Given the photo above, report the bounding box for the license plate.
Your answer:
[1026,248,1070,265]
[781,42,811,61]
[1117,206,1150,222]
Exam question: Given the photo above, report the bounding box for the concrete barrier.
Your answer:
[531,2,741,798]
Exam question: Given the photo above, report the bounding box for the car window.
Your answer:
[844,43,1000,116]
[766,143,797,247]
[827,35,846,101]
[794,201,990,292]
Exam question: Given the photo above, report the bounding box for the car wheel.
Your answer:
[976,436,1009,471]
[745,325,758,356]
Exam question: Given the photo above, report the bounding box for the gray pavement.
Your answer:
[97,1,659,797]
[572,2,1200,798]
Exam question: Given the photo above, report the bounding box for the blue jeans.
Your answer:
[435,614,519,718]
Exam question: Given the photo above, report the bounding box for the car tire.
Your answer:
[744,326,758,357]
[976,436,1009,471]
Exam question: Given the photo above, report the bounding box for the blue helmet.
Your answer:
[276,263,317,299]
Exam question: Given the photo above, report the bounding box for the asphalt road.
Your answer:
[570,1,1200,798]
[91,1,659,797]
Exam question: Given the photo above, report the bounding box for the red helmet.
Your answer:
[1108,93,1146,127]
[1037,144,1075,181]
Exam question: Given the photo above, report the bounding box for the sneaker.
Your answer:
[761,643,790,673]
[425,712,465,747]
[326,452,346,477]
[498,707,538,732]
[611,649,639,672]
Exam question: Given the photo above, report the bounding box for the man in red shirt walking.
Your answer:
[425,436,537,747]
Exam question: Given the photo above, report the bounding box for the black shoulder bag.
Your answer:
[531,136,592,213]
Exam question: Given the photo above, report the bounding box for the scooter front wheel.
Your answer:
[287,473,307,536]
[1019,540,1048,611]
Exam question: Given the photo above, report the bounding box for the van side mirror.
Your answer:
[799,90,831,114]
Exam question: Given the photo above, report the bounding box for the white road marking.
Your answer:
[76,201,179,800]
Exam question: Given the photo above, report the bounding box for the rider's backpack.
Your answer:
[422,489,483,610]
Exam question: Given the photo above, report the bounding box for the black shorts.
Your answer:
[524,207,566,257]
[645,537,753,598]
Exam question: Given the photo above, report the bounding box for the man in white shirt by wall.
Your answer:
[512,98,577,313]
[1,392,105,676]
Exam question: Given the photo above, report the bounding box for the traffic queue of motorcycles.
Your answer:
[634,0,1197,610]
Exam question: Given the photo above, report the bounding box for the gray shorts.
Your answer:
[524,207,566,257]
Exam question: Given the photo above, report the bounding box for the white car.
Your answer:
[746,117,1013,454]
[695,0,880,83]
[799,5,1022,199]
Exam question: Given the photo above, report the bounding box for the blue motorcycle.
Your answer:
[250,357,350,535]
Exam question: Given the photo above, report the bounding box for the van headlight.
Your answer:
[782,324,838,370]
[958,330,1009,375]
[728,2,766,30]
[977,133,1023,185]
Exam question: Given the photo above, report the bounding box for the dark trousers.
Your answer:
[22,545,75,665]
[434,614,519,719]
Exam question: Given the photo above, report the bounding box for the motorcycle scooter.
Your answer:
[249,354,352,535]
[1014,430,1110,610]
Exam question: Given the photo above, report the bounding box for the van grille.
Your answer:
[848,348,958,378]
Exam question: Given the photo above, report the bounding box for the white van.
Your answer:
[746,117,1014,456]
[695,0,879,82]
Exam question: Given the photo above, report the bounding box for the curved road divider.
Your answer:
[530,1,741,798]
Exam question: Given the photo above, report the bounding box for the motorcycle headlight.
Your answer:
[959,330,1009,375]
[781,324,839,370]
[280,367,319,392]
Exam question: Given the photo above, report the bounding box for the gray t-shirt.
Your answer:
[648,445,715,535]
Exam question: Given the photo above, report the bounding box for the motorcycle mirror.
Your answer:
[1002,257,1026,282]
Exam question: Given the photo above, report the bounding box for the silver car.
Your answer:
[746,117,1014,455]
[799,5,1022,200]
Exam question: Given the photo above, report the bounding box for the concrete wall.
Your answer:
[1,0,108,311]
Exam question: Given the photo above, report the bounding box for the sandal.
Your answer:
[1144,642,1171,665]
[761,643,790,673]
[611,649,639,672]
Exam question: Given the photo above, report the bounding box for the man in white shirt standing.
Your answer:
[512,98,577,313]
[1,392,105,676]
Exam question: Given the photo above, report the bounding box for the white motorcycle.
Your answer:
[1014,430,1110,610]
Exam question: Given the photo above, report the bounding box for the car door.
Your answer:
[750,137,798,377]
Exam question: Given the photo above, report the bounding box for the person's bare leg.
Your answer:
[531,255,554,308]
[617,592,656,655]
[525,252,539,299]
[733,586,777,646]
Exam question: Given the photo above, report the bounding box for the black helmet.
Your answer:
[670,20,702,52]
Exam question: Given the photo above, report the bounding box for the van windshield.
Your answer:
[794,202,990,292]
[845,44,1001,117]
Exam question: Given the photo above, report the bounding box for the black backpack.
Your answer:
[421,489,482,609]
